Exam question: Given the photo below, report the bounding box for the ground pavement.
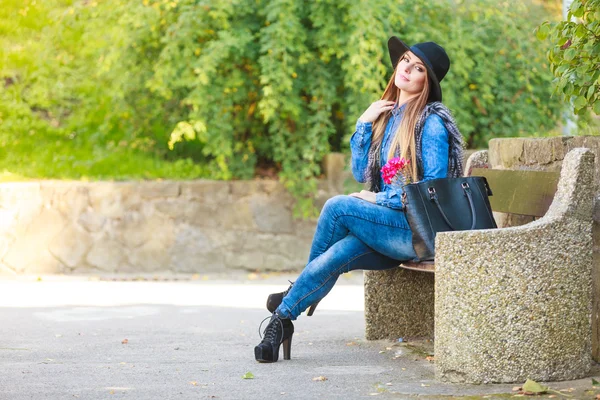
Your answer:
[0,271,599,400]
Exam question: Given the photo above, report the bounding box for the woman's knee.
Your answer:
[321,195,353,217]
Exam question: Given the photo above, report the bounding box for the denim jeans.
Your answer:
[275,195,416,320]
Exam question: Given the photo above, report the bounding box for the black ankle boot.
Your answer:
[266,281,293,313]
[266,281,320,317]
[254,313,294,363]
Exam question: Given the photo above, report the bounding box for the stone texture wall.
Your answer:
[487,136,600,362]
[0,179,336,275]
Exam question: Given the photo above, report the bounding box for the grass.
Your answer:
[0,133,209,182]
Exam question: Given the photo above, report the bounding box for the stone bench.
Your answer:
[364,147,595,383]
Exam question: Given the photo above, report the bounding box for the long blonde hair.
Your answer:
[370,53,430,181]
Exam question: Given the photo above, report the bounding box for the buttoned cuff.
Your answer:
[355,120,373,137]
[375,189,405,210]
[375,191,389,207]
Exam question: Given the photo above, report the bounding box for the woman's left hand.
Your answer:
[348,190,377,203]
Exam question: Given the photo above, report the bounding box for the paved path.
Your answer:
[0,272,598,399]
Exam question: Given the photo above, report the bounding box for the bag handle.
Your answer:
[428,182,477,230]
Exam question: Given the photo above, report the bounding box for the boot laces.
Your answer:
[258,313,284,344]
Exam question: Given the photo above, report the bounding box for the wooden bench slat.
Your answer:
[471,168,560,217]
[398,261,435,273]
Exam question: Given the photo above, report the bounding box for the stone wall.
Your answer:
[487,136,600,362]
[0,179,337,275]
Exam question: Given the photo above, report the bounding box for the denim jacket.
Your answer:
[350,107,449,210]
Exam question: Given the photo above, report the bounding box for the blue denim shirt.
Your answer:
[350,106,449,210]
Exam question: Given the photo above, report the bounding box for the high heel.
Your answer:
[306,301,320,317]
[266,281,320,316]
[254,313,294,363]
[282,336,292,360]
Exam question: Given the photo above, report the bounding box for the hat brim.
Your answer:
[387,36,442,103]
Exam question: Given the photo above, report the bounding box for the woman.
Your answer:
[254,37,465,363]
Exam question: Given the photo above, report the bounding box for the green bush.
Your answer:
[0,0,206,181]
[0,0,561,216]
[537,0,600,115]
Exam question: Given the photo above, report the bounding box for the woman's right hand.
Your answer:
[358,100,396,123]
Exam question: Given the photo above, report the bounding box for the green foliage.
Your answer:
[0,0,206,181]
[1,0,561,217]
[537,0,600,115]
[436,0,562,148]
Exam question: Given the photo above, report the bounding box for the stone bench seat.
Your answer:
[365,147,596,384]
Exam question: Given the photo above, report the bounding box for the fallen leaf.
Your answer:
[596,395,600,400]
[346,342,357,346]
[512,386,522,391]
[121,339,128,344]
[242,372,254,379]
[522,379,547,394]
[109,390,114,395]
[189,381,197,386]
[401,368,406,371]
[593,378,600,386]
[425,356,435,362]
[548,396,556,399]
[312,376,328,381]
[421,383,430,387]
[378,351,386,354]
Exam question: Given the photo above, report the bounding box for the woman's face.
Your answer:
[394,51,428,95]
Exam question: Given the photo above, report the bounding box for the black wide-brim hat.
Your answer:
[388,36,450,103]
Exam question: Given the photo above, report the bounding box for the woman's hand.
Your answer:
[358,100,396,123]
[348,190,377,203]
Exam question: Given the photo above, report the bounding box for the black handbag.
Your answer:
[401,176,497,261]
